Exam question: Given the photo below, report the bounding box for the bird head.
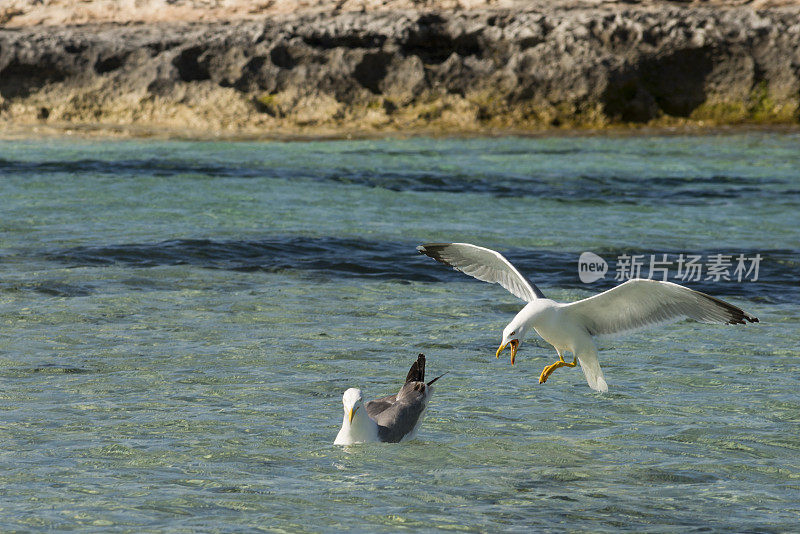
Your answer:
[342,388,363,424]
[496,319,527,365]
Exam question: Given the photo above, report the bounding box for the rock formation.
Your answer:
[1,5,798,136]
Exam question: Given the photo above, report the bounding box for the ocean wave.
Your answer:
[1,156,795,205]
[46,237,795,303]
[0,158,266,179]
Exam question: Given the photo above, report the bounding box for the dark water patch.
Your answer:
[0,157,269,179]
[119,277,177,292]
[325,170,530,196]
[48,237,443,282]
[549,494,579,501]
[634,467,718,485]
[44,237,796,304]
[1,156,795,205]
[321,171,797,205]
[210,486,244,494]
[0,281,94,297]
[336,146,587,157]
[30,364,91,374]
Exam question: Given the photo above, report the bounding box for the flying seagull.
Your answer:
[334,354,444,445]
[417,243,758,392]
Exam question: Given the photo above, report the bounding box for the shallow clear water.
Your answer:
[1,134,798,532]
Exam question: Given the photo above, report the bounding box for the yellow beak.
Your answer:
[496,339,520,365]
[348,406,358,424]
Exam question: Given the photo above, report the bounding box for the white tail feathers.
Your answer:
[577,347,608,393]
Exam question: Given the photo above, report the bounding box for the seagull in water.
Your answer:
[335,354,444,445]
[417,243,758,392]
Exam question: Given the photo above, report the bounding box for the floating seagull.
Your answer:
[417,243,758,392]
[334,354,444,445]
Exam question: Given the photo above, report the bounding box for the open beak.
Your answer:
[496,339,520,365]
[348,406,358,424]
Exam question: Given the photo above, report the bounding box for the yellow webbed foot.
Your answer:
[538,361,560,384]
[538,356,577,385]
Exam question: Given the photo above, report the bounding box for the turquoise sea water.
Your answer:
[1,134,798,532]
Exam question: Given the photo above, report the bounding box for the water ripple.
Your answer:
[42,237,796,303]
[2,156,796,205]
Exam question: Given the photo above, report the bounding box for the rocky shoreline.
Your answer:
[1,6,799,137]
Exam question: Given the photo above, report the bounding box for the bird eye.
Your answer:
[510,331,515,336]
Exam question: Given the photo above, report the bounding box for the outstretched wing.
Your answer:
[417,242,544,302]
[563,279,758,337]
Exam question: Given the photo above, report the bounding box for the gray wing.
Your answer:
[364,394,397,419]
[365,382,429,443]
[417,242,544,302]
[563,279,758,337]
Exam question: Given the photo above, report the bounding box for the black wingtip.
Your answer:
[699,291,759,326]
[728,314,759,325]
[724,310,759,325]
[416,243,451,267]
[417,243,449,255]
[405,353,426,383]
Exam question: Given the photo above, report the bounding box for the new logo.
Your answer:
[578,252,608,283]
